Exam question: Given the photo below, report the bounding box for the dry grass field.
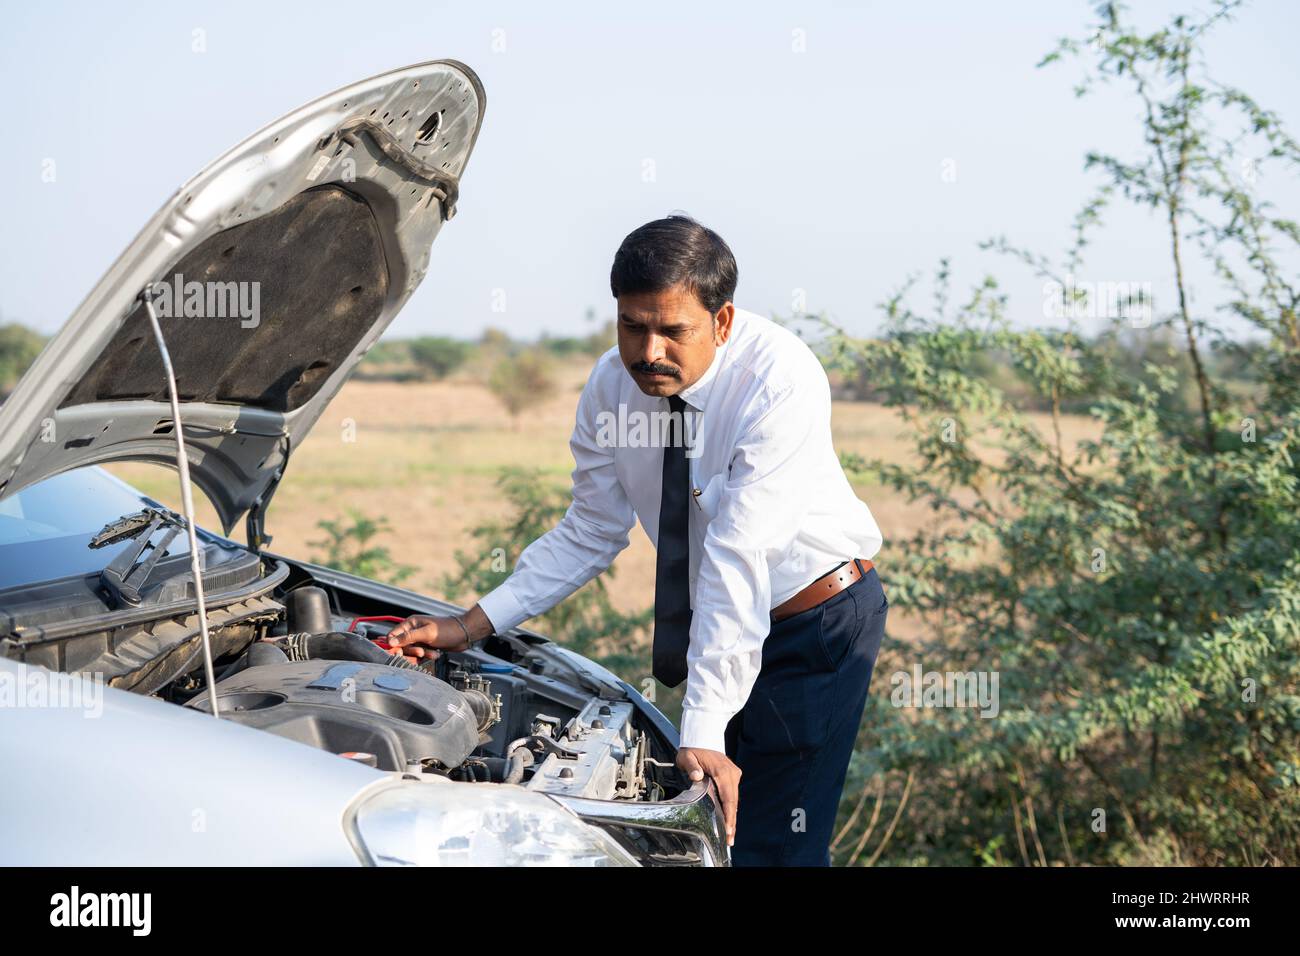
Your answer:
[105,357,1100,646]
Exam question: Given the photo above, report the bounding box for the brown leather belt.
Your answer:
[771,558,874,623]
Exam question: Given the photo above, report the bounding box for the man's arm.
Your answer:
[388,362,635,655]
[678,372,827,754]
[475,364,636,632]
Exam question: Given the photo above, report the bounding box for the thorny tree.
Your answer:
[819,0,1300,865]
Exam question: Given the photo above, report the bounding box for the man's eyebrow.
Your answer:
[618,312,695,332]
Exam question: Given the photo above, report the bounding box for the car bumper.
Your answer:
[551,779,730,866]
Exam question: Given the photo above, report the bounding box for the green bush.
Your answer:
[487,349,557,426]
[821,0,1300,866]
[0,323,46,398]
[309,510,416,586]
[409,336,472,380]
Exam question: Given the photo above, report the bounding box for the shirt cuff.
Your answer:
[678,706,735,754]
[476,581,530,634]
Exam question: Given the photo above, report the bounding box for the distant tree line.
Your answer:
[822,322,1266,416]
[1,308,1262,424]
[354,316,617,383]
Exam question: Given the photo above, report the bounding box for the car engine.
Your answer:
[179,586,661,803]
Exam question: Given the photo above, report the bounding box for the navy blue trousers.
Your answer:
[723,560,888,866]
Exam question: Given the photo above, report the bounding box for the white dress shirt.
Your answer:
[477,307,883,753]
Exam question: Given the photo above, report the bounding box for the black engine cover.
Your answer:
[187,660,480,771]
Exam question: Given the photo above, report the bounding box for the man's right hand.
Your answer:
[384,604,496,664]
[384,615,472,664]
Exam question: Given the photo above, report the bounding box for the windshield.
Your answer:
[0,467,199,591]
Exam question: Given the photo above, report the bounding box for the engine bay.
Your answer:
[171,584,674,804]
[2,548,726,864]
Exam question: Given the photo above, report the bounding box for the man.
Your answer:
[386,215,888,866]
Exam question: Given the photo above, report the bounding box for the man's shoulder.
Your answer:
[726,307,826,400]
[580,346,630,405]
[590,345,626,384]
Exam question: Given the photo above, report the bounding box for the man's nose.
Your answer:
[639,333,668,366]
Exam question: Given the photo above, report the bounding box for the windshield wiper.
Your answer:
[90,507,188,607]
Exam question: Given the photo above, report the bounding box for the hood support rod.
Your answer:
[139,284,222,719]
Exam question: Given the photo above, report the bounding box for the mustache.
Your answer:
[631,361,679,376]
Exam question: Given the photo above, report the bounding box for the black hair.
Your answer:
[609,214,738,316]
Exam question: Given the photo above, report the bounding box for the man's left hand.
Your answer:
[676,747,741,847]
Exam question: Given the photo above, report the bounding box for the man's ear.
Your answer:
[713,302,735,346]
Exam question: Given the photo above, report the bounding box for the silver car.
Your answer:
[0,60,726,866]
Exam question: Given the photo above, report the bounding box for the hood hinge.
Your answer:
[245,432,292,553]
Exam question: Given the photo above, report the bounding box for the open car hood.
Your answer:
[0,60,485,543]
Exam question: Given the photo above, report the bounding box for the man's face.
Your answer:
[616,283,734,398]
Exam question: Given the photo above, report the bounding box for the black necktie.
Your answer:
[653,393,692,687]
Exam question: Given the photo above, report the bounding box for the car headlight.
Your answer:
[349,781,639,867]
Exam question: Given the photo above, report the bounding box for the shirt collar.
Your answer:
[675,313,737,412]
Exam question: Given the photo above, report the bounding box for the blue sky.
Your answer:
[2,0,1297,341]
